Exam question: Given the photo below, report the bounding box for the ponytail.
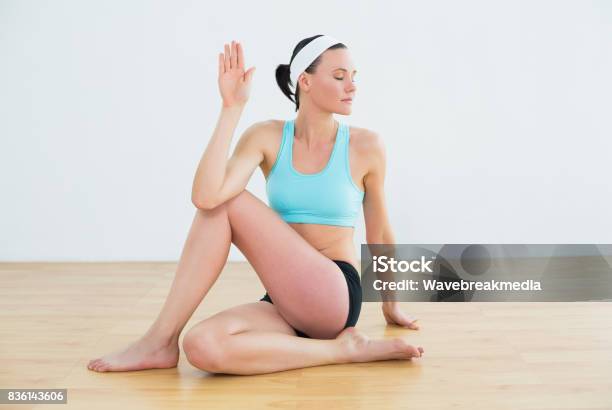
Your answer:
[275,64,298,112]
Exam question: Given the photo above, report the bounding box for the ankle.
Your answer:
[143,327,180,346]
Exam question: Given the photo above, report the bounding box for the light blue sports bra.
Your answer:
[266,118,365,227]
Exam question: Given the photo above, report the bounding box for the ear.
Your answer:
[298,73,311,92]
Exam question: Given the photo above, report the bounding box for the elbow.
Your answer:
[366,229,386,244]
[192,194,218,210]
[366,227,394,245]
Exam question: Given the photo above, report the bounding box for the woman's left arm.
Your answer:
[362,131,420,330]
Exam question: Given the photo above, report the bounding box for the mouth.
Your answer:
[341,98,353,104]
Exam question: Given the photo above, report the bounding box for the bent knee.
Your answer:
[182,330,228,373]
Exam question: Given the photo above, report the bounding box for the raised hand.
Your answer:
[218,40,256,108]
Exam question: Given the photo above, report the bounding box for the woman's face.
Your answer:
[299,48,357,115]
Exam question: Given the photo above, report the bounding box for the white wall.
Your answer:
[1,0,611,262]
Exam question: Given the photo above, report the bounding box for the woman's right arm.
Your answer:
[191,106,265,209]
[191,40,259,210]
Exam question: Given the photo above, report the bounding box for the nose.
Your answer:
[346,81,356,93]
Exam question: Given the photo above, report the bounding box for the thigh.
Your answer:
[224,190,349,339]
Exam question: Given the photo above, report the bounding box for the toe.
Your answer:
[99,360,113,371]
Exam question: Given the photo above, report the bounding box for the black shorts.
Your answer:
[259,259,362,338]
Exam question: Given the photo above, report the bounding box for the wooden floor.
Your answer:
[1,262,612,409]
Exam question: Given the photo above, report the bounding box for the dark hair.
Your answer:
[275,35,347,112]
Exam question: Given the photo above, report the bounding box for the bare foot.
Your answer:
[335,327,424,364]
[87,334,179,372]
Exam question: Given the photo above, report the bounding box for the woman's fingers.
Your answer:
[218,53,224,75]
[230,40,238,69]
[224,43,230,71]
[219,40,244,77]
[236,41,244,70]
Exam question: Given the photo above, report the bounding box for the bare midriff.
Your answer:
[288,223,359,270]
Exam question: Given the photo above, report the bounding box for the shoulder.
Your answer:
[242,119,288,141]
[235,120,281,152]
[236,120,288,169]
[240,119,278,141]
[347,125,385,164]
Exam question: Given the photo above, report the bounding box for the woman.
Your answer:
[87,34,424,376]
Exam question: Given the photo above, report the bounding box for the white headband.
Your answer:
[289,35,342,87]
